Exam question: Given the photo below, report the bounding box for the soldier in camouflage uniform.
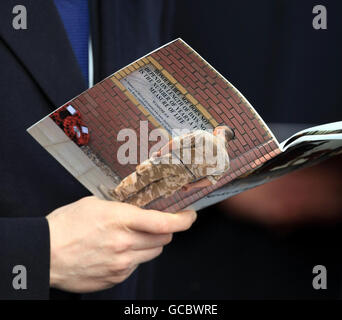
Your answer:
[99,125,235,207]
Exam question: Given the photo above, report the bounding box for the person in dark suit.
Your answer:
[2,0,341,301]
[0,0,196,300]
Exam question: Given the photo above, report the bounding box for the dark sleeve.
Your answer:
[0,218,50,300]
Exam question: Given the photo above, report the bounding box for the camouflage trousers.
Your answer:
[111,159,193,207]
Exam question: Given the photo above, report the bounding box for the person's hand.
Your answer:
[181,184,193,192]
[152,140,174,158]
[47,196,197,293]
[152,150,161,158]
[182,178,213,192]
[219,155,342,227]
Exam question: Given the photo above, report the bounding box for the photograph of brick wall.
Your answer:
[30,39,281,212]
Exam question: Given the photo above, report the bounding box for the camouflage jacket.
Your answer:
[153,130,230,185]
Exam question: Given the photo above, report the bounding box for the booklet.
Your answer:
[27,39,342,212]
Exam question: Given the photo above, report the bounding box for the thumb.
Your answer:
[174,210,197,223]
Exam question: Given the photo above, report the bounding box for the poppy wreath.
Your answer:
[63,116,90,146]
[78,125,90,146]
[50,105,81,128]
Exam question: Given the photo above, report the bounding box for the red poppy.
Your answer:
[50,104,81,127]
[63,117,90,146]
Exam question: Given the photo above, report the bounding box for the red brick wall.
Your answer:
[72,78,157,178]
[150,40,273,162]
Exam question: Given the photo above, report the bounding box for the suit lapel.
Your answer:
[0,0,86,108]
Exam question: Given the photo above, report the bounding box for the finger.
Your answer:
[130,232,173,250]
[113,263,138,277]
[127,209,197,234]
[131,247,164,265]
[110,265,138,284]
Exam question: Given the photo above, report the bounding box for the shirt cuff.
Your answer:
[0,218,50,300]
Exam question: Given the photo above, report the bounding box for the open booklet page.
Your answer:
[28,39,280,212]
[281,121,342,150]
[192,122,342,211]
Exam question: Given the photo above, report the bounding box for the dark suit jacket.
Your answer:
[0,0,174,299]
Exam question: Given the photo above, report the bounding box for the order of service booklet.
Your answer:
[27,39,342,212]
